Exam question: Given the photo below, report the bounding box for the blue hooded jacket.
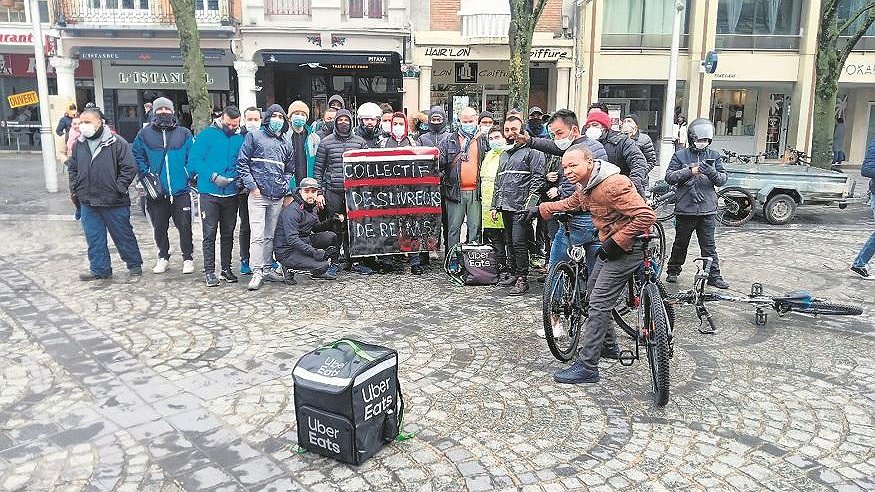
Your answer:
[236,104,295,200]
[189,120,245,197]
[133,116,193,196]
[862,139,875,196]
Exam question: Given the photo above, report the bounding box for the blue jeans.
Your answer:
[549,213,600,274]
[80,204,143,277]
[853,197,875,268]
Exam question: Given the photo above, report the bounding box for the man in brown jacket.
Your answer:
[526,144,656,384]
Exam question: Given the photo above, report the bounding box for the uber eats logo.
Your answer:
[362,377,393,421]
[316,357,344,377]
[307,416,341,454]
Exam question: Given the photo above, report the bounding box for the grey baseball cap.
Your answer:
[298,177,319,189]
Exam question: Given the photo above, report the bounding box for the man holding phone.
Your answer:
[664,118,730,289]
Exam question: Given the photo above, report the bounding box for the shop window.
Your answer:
[716,0,802,50]
[332,76,354,93]
[348,0,383,19]
[602,0,691,48]
[90,0,148,8]
[838,0,875,51]
[358,76,396,94]
[710,89,757,137]
[195,0,219,10]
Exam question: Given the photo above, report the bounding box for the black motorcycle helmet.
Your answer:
[687,118,715,148]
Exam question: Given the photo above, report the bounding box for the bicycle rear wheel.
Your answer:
[653,194,676,223]
[716,186,755,226]
[791,301,863,316]
[543,262,583,362]
[643,283,671,407]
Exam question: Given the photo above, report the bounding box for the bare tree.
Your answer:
[508,0,549,111]
[811,1,875,168]
[168,0,211,133]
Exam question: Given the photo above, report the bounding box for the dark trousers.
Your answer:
[483,227,508,272]
[311,231,340,262]
[325,190,349,263]
[200,194,238,273]
[667,214,722,279]
[80,204,143,276]
[238,193,251,261]
[501,211,529,277]
[146,193,193,261]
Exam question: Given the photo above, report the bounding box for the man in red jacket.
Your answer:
[527,144,656,384]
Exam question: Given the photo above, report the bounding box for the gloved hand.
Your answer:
[315,248,326,260]
[210,172,235,187]
[596,237,627,261]
[519,205,540,223]
[323,245,339,259]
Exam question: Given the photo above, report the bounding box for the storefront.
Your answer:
[835,54,875,165]
[77,47,235,142]
[596,83,685,144]
[257,50,403,116]
[413,40,575,120]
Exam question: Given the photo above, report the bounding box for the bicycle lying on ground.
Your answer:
[543,217,675,406]
[647,179,756,227]
[666,257,863,330]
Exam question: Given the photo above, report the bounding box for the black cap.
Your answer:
[478,111,495,123]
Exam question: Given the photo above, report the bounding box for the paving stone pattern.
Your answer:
[0,157,873,491]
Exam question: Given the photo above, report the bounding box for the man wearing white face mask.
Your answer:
[582,110,649,197]
[383,112,426,274]
[664,118,729,290]
[284,100,321,190]
[438,106,486,251]
[621,114,657,172]
[237,107,262,275]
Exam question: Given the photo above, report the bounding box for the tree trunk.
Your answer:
[168,0,211,133]
[508,0,546,111]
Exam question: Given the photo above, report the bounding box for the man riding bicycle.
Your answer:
[526,145,656,384]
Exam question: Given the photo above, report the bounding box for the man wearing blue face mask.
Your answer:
[237,104,295,290]
[284,100,321,189]
[438,106,486,250]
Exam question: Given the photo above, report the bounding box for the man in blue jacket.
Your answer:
[237,103,295,291]
[189,106,245,287]
[851,139,875,280]
[133,97,195,275]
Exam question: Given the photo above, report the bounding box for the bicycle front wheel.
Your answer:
[716,186,755,226]
[653,195,676,223]
[791,301,863,316]
[543,262,583,362]
[643,283,671,407]
[651,221,668,277]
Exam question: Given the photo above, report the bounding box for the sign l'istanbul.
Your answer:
[101,65,230,90]
[424,46,571,61]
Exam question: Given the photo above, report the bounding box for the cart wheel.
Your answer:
[763,194,796,225]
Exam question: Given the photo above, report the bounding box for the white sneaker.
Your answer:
[152,258,169,274]
[247,271,264,291]
[182,260,195,274]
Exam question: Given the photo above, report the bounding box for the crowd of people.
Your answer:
[65,93,873,383]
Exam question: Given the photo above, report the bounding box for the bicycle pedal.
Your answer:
[618,350,636,366]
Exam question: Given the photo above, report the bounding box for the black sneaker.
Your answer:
[707,277,730,289]
[219,270,238,283]
[499,274,518,287]
[850,266,873,281]
[79,272,111,281]
[601,345,621,360]
[410,265,425,275]
[508,277,529,296]
[205,272,220,287]
[129,266,143,276]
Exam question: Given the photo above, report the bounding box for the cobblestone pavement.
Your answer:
[0,156,873,491]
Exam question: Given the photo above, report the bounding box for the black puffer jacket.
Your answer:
[314,109,368,192]
[665,147,727,215]
[599,129,649,197]
[67,126,137,208]
[417,106,451,147]
[491,145,547,212]
[273,197,332,271]
[354,124,383,149]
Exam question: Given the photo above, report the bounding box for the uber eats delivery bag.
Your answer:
[293,339,403,465]
[444,243,499,286]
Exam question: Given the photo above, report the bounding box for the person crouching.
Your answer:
[273,178,341,282]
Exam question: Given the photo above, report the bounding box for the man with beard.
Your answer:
[354,102,384,148]
[274,178,340,281]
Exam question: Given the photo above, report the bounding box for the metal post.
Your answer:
[28,0,59,193]
[657,0,686,181]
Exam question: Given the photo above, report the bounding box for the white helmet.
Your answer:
[357,102,382,121]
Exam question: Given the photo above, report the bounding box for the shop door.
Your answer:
[115,89,142,143]
[599,99,629,131]
[483,90,509,122]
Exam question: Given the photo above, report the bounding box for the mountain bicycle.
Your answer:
[721,149,766,164]
[648,179,754,227]
[666,257,863,329]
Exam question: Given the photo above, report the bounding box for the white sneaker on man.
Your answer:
[182,260,195,274]
[153,258,170,274]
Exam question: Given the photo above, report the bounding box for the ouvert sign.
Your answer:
[101,65,231,91]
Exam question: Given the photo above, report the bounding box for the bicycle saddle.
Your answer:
[553,212,572,224]
[771,291,812,303]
